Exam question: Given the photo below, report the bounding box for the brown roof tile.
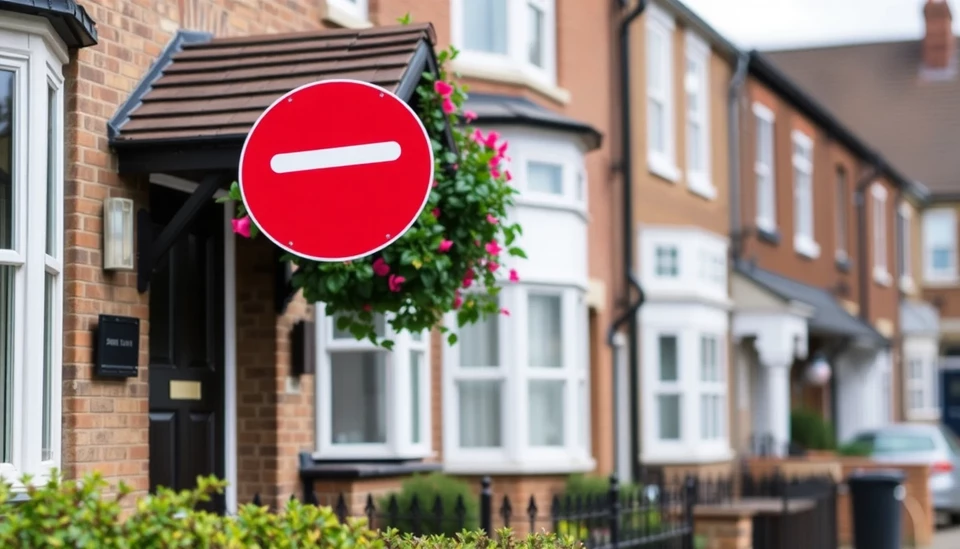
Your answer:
[110,23,437,146]
[766,40,960,195]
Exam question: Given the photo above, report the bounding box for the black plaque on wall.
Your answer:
[94,314,140,379]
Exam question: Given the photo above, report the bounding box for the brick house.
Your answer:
[764,0,954,431]
[0,0,621,513]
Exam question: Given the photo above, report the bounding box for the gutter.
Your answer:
[728,52,750,261]
[608,0,648,483]
[855,163,882,322]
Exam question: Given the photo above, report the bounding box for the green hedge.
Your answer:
[790,409,836,451]
[0,472,581,548]
[377,473,480,536]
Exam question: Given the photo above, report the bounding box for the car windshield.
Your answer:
[940,426,960,456]
[872,432,937,454]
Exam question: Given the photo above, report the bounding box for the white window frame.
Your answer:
[508,135,587,215]
[753,103,777,233]
[449,0,559,90]
[698,334,725,441]
[835,166,849,263]
[442,285,592,474]
[904,339,940,421]
[645,5,679,182]
[313,307,431,460]
[0,13,66,488]
[684,31,713,199]
[871,183,891,286]
[641,226,729,306]
[324,0,370,28]
[791,130,819,259]
[923,208,958,284]
[899,203,915,293]
[641,303,731,463]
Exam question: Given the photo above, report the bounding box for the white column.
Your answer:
[763,360,792,456]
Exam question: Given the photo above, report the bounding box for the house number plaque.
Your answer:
[94,314,140,379]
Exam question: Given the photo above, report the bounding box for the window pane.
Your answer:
[648,99,665,154]
[687,121,703,172]
[934,248,952,270]
[527,2,545,67]
[527,161,563,195]
[411,330,423,342]
[330,352,386,444]
[658,394,681,440]
[42,272,55,461]
[659,335,678,381]
[577,380,586,447]
[529,294,562,368]
[0,265,13,462]
[463,0,507,54]
[411,350,422,444]
[45,85,56,256]
[0,70,13,250]
[647,30,663,92]
[460,310,499,367]
[333,312,384,339]
[529,380,564,446]
[458,380,502,447]
[655,245,678,277]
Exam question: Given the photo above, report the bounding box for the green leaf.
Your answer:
[396,12,412,24]
[447,333,458,345]
[507,247,527,259]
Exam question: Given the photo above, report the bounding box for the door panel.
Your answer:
[148,185,225,512]
[942,371,960,440]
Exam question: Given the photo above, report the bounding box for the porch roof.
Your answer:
[735,261,887,346]
[108,23,441,174]
[901,300,940,337]
[463,93,603,151]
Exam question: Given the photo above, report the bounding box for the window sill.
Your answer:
[449,55,570,105]
[756,226,780,245]
[641,446,733,465]
[687,175,717,200]
[322,2,372,29]
[900,276,917,294]
[648,157,681,183]
[513,195,589,222]
[442,456,596,475]
[924,275,960,287]
[794,235,821,260]
[299,454,442,480]
[905,408,941,422]
[873,267,892,287]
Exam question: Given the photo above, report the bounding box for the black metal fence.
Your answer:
[741,471,839,549]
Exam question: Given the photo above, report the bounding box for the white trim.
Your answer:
[923,208,958,284]
[791,130,817,259]
[904,337,940,421]
[871,183,890,285]
[324,0,370,28]
[449,0,566,102]
[640,225,729,307]
[835,167,849,262]
[753,103,777,232]
[684,30,714,200]
[898,203,914,292]
[646,5,679,181]
[222,202,238,514]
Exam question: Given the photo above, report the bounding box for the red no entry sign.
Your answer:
[239,79,435,261]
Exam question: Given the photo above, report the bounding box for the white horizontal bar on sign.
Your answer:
[270,141,402,174]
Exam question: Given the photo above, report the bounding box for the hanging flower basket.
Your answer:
[221,44,526,349]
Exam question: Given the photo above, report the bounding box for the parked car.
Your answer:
[847,423,960,522]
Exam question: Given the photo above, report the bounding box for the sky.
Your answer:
[679,0,960,50]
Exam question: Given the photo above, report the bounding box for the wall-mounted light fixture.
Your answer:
[103,197,135,271]
[804,353,833,386]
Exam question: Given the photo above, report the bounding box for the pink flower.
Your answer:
[438,239,454,253]
[486,240,502,256]
[509,269,520,282]
[372,258,390,277]
[453,292,463,309]
[434,80,454,97]
[489,156,501,168]
[453,163,459,170]
[483,131,501,149]
[432,180,438,188]
[442,98,456,114]
[487,214,498,223]
[462,269,475,289]
[363,304,372,312]
[500,308,510,316]
[491,167,501,179]
[464,110,478,121]
[487,261,500,273]
[432,208,441,218]
[505,170,513,182]
[497,142,509,157]
[231,216,251,238]
[388,274,406,292]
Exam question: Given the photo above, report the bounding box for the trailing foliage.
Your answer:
[376,473,480,536]
[223,39,526,349]
[0,472,580,548]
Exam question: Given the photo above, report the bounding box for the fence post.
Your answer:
[683,475,698,549]
[608,474,621,547]
[480,476,492,535]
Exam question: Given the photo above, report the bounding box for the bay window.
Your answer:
[753,103,777,233]
[0,17,66,484]
[452,0,557,88]
[923,208,957,283]
[314,309,430,459]
[872,183,891,285]
[684,31,712,198]
[444,286,591,473]
[792,130,818,258]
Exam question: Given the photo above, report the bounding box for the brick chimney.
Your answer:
[923,0,956,70]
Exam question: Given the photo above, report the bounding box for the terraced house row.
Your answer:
[0,0,954,509]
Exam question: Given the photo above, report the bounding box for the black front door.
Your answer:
[148,185,225,512]
[942,370,960,440]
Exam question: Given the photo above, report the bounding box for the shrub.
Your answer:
[0,472,578,548]
[377,473,480,536]
[560,474,660,539]
[838,440,873,457]
[790,408,836,451]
